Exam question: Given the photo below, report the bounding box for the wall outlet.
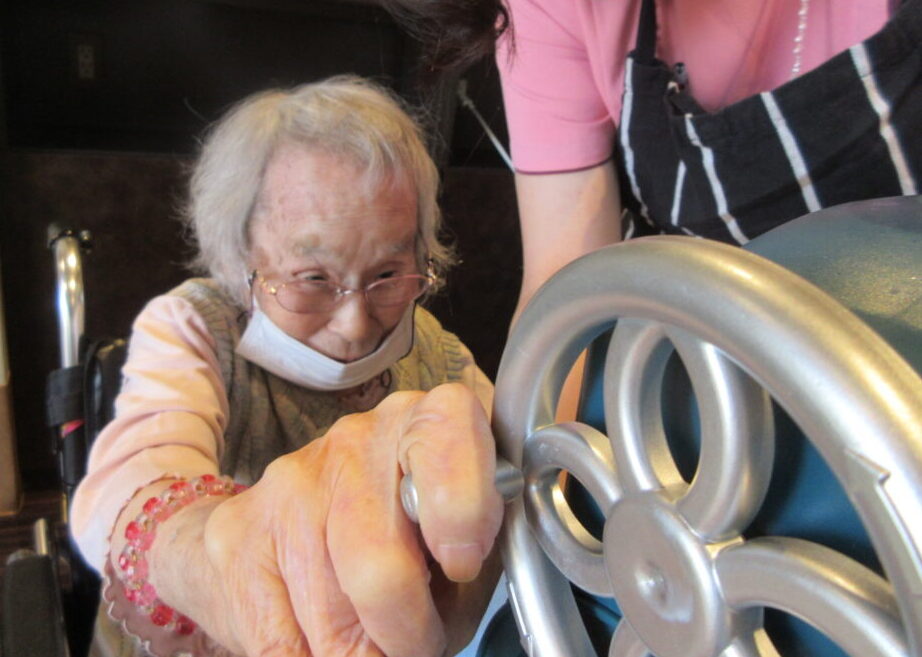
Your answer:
[71,34,102,83]
[76,42,95,80]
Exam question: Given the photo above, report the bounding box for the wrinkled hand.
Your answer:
[193,383,503,657]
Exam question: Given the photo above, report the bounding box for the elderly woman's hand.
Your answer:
[148,382,503,657]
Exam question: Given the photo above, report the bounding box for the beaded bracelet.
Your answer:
[116,474,248,635]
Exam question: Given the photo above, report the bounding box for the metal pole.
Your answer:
[49,226,86,370]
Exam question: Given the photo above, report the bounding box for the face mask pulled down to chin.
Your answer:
[236,300,415,391]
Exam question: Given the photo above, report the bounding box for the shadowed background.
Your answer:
[0,0,520,497]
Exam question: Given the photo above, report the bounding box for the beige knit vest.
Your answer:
[171,278,469,484]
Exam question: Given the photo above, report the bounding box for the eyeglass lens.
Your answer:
[276,275,429,313]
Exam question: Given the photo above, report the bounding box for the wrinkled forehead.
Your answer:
[251,143,416,223]
[247,144,419,265]
[279,139,412,189]
[286,230,416,259]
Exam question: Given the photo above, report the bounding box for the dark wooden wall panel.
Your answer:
[433,167,520,379]
[1,0,410,153]
[0,151,191,489]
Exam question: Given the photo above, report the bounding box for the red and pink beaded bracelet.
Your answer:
[116,474,247,635]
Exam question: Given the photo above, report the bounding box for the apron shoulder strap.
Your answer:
[634,0,658,64]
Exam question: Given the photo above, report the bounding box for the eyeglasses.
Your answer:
[249,270,433,314]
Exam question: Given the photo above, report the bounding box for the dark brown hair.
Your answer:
[383,0,510,75]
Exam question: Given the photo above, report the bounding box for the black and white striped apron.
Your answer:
[618,0,921,244]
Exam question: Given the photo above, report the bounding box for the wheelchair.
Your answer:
[2,226,125,657]
[3,196,921,657]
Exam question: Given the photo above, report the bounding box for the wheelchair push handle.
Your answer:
[400,456,523,523]
[47,225,92,369]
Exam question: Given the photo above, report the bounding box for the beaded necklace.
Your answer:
[790,0,811,78]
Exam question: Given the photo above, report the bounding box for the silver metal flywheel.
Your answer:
[492,236,922,657]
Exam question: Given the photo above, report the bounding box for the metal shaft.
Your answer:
[400,456,523,523]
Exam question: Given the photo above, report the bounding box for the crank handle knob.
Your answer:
[400,457,523,523]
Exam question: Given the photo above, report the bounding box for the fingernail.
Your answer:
[437,542,484,582]
[437,542,483,564]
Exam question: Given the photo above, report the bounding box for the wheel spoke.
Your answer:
[501,502,598,657]
[604,598,773,657]
[715,537,906,657]
[721,628,781,657]
[523,421,620,596]
[668,329,774,541]
[603,319,684,493]
[608,619,650,657]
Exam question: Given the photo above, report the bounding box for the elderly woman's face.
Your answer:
[248,143,419,362]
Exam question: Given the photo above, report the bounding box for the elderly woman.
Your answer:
[70,76,503,657]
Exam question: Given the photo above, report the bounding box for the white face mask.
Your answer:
[235,300,415,391]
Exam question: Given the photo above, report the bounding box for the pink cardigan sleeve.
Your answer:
[69,296,496,573]
[70,295,230,572]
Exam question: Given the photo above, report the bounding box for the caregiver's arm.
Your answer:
[514,162,623,421]
[513,160,623,323]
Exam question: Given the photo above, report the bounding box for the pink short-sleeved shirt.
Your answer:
[498,0,891,173]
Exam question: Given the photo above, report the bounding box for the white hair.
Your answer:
[182,75,454,306]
